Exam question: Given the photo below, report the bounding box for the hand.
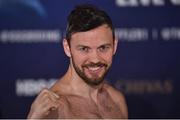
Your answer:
[27,88,60,119]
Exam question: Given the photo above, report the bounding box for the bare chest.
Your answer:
[48,94,123,119]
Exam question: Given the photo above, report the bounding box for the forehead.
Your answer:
[70,25,113,46]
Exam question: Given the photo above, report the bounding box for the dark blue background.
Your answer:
[0,0,180,118]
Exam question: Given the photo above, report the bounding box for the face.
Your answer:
[63,24,118,86]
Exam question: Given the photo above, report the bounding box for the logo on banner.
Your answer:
[116,0,180,7]
[16,78,57,96]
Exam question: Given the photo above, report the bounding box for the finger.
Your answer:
[49,90,60,99]
[39,88,59,102]
[32,88,59,111]
[46,91,60,104]
[36,88,50,100]
[50,91,60,99]
[41,97,59,114]
[37,89,60,108]
[44,93,60,108]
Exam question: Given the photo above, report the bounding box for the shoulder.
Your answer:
[49,79,69,95]
[103,83,125,101]
[104,83,128,118]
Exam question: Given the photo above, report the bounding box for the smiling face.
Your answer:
[63,24,118,86]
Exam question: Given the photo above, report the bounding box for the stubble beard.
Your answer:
[71,56,110,86]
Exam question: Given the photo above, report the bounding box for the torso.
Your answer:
[47,83,124,119]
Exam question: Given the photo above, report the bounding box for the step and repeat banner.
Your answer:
[0,0,180,118]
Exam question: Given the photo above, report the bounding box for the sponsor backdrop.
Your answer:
[0,0,180,118]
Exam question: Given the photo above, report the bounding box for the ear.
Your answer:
[63,39,71,57]
[113,38,118,55]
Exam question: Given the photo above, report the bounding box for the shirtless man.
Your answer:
[27,4,128,119]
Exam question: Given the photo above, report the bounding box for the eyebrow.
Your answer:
[76,45,91,49]
[76,43,112,49]
[77,45,89,47]
[97,43,112,48]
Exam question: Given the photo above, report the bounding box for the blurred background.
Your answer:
[0,0,180,118]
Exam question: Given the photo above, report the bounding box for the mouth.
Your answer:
[83,63,107,76]
[87,66,103,73]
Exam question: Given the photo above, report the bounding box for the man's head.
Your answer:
[65,4,115,45]
[63,4,118,86]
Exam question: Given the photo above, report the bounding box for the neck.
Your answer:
[63,64,104,99]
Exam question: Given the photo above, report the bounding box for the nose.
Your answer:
[88,50,101,63]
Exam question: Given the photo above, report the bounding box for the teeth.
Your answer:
[88,67,100,71]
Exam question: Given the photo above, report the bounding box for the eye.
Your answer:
[98,45,110,52]
[78,47,89,53]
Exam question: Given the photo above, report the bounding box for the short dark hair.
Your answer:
[65,4,115,44]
